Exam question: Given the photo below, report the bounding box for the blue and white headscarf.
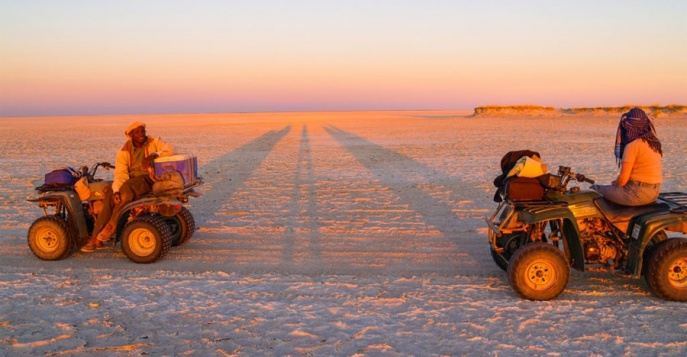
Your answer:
[614,107,662,166]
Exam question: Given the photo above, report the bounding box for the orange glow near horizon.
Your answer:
[3,50,685,116]
[1,2,686,116]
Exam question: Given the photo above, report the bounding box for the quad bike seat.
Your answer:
[595,198,669,227]
[35,185,74,193]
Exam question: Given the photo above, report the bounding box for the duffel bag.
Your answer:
[44,167,81,187]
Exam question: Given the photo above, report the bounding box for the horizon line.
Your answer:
[2,104,685,119]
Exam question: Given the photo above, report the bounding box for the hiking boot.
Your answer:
[80,237,102,253]
[96,224,115,242]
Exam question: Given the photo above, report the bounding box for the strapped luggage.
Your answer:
[503,176,546,201]
[43,167,81,187]
[493,150,541,202]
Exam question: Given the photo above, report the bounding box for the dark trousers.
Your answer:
[92,176,153,237]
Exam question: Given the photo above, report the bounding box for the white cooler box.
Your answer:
[153,154,198,186]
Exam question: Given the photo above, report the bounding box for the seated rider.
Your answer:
[81,121,174,252]
[591,107,662,206]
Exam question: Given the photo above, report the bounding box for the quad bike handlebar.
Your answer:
[84,162,115,182]
[549,166,595,192]
[558,166,594,183]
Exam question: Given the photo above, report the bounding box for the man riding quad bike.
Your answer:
[27,161,202,263]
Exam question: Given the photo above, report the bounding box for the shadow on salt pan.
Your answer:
[324,125,477,264]
[281,125,321,267]
[195,126,291,226]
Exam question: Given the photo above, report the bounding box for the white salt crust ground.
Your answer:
[1,111,686,356]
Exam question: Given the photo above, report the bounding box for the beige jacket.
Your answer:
[112,136,174,193]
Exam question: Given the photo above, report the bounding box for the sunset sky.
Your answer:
[1,0,685,117]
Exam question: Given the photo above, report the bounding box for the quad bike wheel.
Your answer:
[164,207,195,246]
[27,215,73,261]
[120,215,173,263]
[508,242,570,301]
[645,238,687,302]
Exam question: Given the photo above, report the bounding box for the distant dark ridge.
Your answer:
[473,105,556,116]
[561,105,687,117]
[473,105,687,117]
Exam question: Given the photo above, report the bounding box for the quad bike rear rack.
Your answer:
[659,192,687,214]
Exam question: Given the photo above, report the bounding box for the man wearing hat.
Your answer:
[82,121,174,252]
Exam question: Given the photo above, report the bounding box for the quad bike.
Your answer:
[27,162,202,263]
[486,166,687,301]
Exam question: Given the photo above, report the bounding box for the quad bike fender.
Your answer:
[625,211,687,278]
[28,191,89,241]
[120,196,185,213]
[114,196,186,233]
[86,180,113,201]
[518,205,586,271]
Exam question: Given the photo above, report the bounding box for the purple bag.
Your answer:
[44,167,80,187]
